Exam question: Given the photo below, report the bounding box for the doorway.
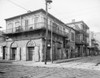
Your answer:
[46,47,51,61]
[28,47,34,61]
[11,48,17,60]
[3,46,6,60]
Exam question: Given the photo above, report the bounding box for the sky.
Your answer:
[0,0,100,32]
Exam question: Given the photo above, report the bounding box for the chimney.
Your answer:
[72,19,75,23]
[27,10,31,13]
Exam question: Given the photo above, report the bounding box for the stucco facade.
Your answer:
[2,9,71,62]
[3,39,43,61]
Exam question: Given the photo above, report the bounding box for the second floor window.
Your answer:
[25,19,29,26]
[7,23,13,33]
[15,21,20,27]
[53,22,58,32]
[34,16,39,24]
[25,19,29,30]
[7,23,13,29]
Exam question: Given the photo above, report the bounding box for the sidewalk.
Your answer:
[1,56,100,71]
[0,56,82,64]
[12,56,100,71]
[12,57,83,65]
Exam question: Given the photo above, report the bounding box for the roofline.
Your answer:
[5,8,75,31]
[67,21,84,25]
[5,9,44,20]
[5,8,65,25]
[45,11,75,30]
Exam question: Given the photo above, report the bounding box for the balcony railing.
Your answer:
[3,22,68,37]
[75,38,89,45]
[4,22,45,34]
[78,29,89,37]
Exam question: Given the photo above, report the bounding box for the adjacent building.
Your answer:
[67,20,89,57]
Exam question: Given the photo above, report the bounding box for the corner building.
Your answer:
[2,9,70,62]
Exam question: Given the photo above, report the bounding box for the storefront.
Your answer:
[1,39,43,62]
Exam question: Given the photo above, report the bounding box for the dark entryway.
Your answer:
[28,47,34,61]
[20,48,21,60]
[11,48,17,60]
[3,46,6,59]
[46,47,51,61]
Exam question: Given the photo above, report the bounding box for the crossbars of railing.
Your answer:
[3,22,68,36]
[4,22,45,34]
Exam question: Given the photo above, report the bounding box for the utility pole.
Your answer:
[44,0,52,65]
[51,21,53,63]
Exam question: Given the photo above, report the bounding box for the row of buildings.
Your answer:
[0,9,99,62]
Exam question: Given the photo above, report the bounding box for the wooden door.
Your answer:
[11,48,16,60]
[28,47,34,61]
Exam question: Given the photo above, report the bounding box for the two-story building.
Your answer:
[1,9,71,62]
[67,20,89,57]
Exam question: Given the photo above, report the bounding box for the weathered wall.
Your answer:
[5,38,43,62]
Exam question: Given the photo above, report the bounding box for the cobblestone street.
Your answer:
[0,63,100,78]
[0,0,100,78]
[0,56,100,78]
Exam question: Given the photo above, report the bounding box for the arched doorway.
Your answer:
[10,42,18,60]
[27,40,36,61]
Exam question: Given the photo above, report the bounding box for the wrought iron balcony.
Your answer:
[3,22,68,37]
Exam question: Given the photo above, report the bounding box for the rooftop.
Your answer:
[67,21,89,29]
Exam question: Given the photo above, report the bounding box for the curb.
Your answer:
[54,57,83,64]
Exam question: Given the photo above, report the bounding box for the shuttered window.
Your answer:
[25,20,28,26]
[25,19,29,30]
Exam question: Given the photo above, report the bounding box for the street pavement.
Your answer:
[0,56,100,78]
